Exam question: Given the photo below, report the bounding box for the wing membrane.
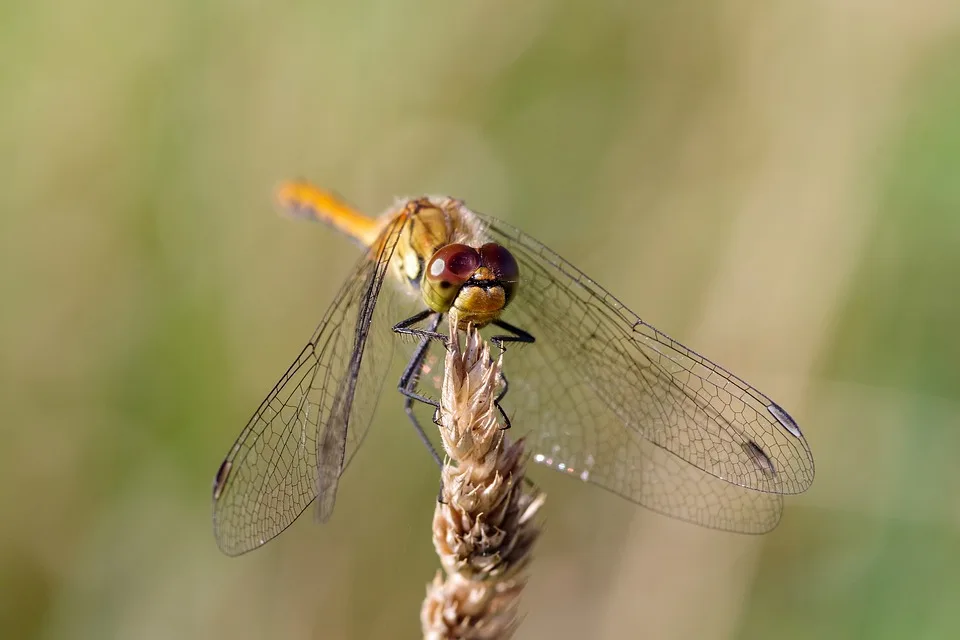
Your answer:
[478,214,812,532]
[212,214,416,556]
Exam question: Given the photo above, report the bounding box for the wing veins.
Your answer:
[477,214,814,498]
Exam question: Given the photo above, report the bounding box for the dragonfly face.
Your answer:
[211,181,815,557]
[388,198,520,328]
[421,242,520,325]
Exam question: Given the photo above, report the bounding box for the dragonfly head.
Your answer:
[422,242,519,326]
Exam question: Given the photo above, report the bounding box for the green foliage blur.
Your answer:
[2,2,959,639]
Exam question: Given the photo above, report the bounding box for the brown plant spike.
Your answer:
[421,314,546,640]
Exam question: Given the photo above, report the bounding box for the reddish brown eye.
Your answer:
[479,243,519,282]
[426,244,480,286]
[479,243,520,305]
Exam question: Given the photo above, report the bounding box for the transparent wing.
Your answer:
[212,214,419,556]
[478,214,813,532]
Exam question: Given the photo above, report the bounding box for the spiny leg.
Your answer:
[489,319,536,430]
[395,308,449,347]
[394,310,446,467]
[490,319,538,492]
[490,318,536,352]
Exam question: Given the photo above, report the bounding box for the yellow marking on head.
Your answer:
[452,284,507,328]
[471,266,495,281]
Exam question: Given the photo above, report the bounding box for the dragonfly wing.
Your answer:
[212,214,414,556]
[477,214,812,532]
[622,428,782,532]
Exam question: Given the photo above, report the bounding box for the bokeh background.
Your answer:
[3,1,960,638]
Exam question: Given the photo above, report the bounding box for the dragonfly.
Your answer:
[212,181,815,556]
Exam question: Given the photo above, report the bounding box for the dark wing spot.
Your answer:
[743,440,776,478]
[212,460,232,501]
[767,402,803,438]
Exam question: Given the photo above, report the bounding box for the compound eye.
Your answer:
[479,243,520,305]
[479,243,519,282]
[426,244,480,287]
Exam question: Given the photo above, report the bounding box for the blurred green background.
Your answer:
[3,1,960,638]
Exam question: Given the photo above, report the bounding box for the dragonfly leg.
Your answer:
[495,369,513,431]
[436,481,447,506]
[489,319,536,431]
[395,310,446,467]
[394,308,449,348]
[490,319,536,352]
